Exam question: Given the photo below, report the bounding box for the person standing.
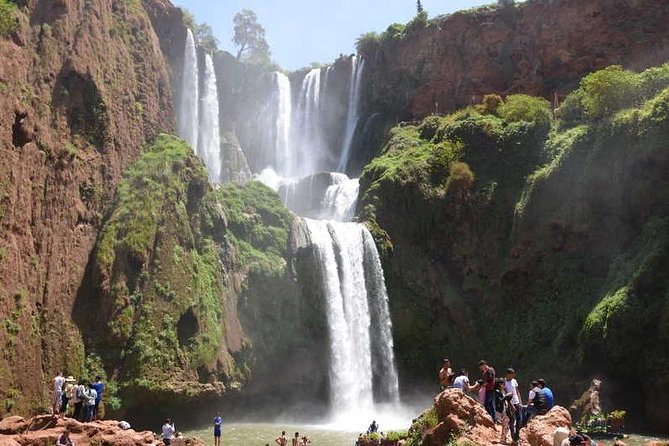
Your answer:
[213,413,222,446]
[368,420,378,434]
[72,380,86,421]
[300,436,311,446]
[161,418,176,445]
[477,360,496,421]
[538,379,554,410]
[292,432,300,446]
[52,372,65,415]
[438,359,453,390]
[275,431,288,446]
[83,384,97,422]
[504,368,522,443]
[60,376,76,418]
[90,376,104,420]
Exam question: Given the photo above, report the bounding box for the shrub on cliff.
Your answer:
[0,0,18,37]
[497,94,552,130]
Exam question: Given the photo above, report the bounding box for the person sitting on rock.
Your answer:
[528,381,549,421]
[453,369,476,394]
[57,429,74,446]
[538,379,554,410]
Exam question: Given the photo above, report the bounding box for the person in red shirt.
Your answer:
[473,359,496,421]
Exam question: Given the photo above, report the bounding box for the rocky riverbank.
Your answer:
[0,415,205,446]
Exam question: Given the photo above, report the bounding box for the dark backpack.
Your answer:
[533,389,548,414]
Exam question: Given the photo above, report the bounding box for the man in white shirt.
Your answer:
[52,372,65,415]
[453,369,476,394]
[505,368,522,443]
[162,418,176,445]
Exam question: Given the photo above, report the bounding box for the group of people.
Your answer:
[274,430,311,446]
[439,358,556,445]
[52,372,105,423]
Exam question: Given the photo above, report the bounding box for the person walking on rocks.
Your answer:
[213,413,222,446]
[438,358,453,390]
[52,372,65,415]
[477,360,496,422]
[275,431,288,446]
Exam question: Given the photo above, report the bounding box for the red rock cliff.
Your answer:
[0,0,175,415]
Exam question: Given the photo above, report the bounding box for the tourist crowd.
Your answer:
[51,371,105,423]
[439,358,556,444]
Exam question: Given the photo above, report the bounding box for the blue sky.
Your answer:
[172,0,490,70]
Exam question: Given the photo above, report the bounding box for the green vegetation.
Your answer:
[0,0,18,37]
[215,181,293,276]
[404,407,439,446]
[359,62,669,410]
[89,134,243,406]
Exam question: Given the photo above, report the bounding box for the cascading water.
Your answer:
[337,56,365,173]
[254,56,400,423]
[273,72,293,176]
[177,28,199,150]
[292,68,326,177]
[198,54,222,183]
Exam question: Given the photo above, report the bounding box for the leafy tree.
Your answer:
[195,23,219,53]
[416,0,424,14]
[232,9,271,67]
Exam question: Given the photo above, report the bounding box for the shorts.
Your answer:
[163,439,171,445]
[214,427,221,437]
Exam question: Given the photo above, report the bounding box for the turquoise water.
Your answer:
[185,423,359,446]
[185,423,667,446]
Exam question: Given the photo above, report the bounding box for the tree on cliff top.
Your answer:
[416,0,424,14]
[232,9,271,67]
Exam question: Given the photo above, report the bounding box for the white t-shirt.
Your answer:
[54,376,65,393]
[453,375,470,391]
[162,423,175,439]
[505,378,520,405]
[529,386,541,402]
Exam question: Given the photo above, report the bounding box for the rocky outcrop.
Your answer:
[0,415,205,446]
[0,0,174,419]
[407,390,572,446]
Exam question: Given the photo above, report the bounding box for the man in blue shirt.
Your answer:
[91,376,104,420]
[538,379,554,409]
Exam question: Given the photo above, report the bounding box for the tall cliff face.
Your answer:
[354,0,669,170]
[0,0,173,415]
[359,65,669,431]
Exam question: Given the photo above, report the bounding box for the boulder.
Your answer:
[522,406,572,446]
[0,416,28,435]
[0,415,204,446]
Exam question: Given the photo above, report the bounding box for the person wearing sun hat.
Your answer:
[60,376,76,418]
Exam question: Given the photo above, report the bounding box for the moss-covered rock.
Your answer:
[78,134,247,420]
[359,64,669,429]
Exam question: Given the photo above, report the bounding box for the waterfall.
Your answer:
[177,28,199,150]
[363,229,400,403]
[337,56,365,173]
[293,68,325,177]
[320,173,359,221]
[305,220,374,414]
[198,54,222,183]
[273,72,293,176]
[252,59,400,421]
